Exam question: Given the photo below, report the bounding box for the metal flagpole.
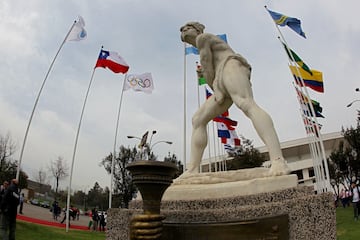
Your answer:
[109,74,127,208]
[66,67,97,232]
[266,5,330,192]
[183,43,187,170]
[16,20,77,181]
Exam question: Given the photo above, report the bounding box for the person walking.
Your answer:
[0,179,20,240]
[351,182,360,221]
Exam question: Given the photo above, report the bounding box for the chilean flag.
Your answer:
[95,49,129,74]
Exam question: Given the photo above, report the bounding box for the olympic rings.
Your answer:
[127,75,152,88]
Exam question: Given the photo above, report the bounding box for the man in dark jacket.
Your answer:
[0,179,20,240]
[0,181,9,240]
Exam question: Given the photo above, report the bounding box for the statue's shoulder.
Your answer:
[196,33,219,47]
[197,32,216,41]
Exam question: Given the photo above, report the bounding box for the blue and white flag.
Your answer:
[66,16,87,41]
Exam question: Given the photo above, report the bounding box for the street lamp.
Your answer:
[127,132,172,160]
[147,140,172,160]
[346,99,360,108]
[150,141,173,150]
[148,130,157,146]
[127,135,141,140]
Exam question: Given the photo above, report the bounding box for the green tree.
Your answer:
[226,136,266,170]
[164,152,183,178]
[87,182,106,210]
[101,146,138,208]
[329,116,360,194]
[72,190,86,209]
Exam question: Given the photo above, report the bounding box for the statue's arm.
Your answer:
[197,34,215,83]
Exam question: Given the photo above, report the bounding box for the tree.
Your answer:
[72,190,86,210]
[329,116,360,195]
[0,132,16,172]
[164,152,184,178]
[34,168,48,194]
[101,146,138,208]
[87,182,104,209]
[0,132,28,189]
[49,156,69,200]
[226,136,266,170]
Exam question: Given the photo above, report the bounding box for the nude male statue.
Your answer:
[180,22,290,178]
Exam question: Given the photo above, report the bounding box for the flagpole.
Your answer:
[66,67,97,232]
[266,5,331,192]
[109,74,127,208]
[183,43,187,171]
[16,20,77,181]
[195,62,202,172]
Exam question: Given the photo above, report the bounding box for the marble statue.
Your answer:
[179,22,290,179]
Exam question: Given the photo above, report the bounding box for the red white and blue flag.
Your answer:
[95,49,129,74]
[217,122,231,138]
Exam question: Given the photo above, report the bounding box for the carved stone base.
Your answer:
[106,186,336,240]
[164,174,298,200]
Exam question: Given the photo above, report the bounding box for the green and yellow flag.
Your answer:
[283,42,312,75]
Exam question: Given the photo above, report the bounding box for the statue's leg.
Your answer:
[224,62,290,176]
[183,97,231,176]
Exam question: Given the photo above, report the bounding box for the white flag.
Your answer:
[124,73,154,94]
[66,16,87,41]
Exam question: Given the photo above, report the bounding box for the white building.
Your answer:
[201,132,343,190]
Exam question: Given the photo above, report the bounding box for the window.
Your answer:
[291,170,304,180]
[309,168,315,178]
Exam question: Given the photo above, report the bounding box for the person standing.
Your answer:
[0,181,9,239]
[0,179,20,240]
[92,207,99,231]
[351,182,360,221]
[18,193,24,214]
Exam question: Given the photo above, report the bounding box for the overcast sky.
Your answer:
[1,1,359,191]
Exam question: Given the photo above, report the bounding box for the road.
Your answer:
[19,202,90,227]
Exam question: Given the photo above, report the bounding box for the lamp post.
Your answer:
[148,141,173,160]
[127,132,172,160]
[346,99,360,108]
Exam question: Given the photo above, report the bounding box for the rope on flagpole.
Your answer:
[16,20,77,181]
[109,74,127,209]
[66,67,96,232]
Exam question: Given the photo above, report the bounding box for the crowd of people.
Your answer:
[336,181,360,221]
[87,207,107,231]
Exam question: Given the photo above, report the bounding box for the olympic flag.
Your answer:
[124,73,154,93]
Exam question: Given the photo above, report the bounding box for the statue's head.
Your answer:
[180,22,205,44]
[180,22,205,34]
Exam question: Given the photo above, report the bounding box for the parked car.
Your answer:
[40,201,50,208]
[30,199,39,206]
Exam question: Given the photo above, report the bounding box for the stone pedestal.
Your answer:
[106,186,336,240]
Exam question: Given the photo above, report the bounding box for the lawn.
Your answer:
[16,221,105,240]
[12,207,359,240]
[336,206,360,240]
